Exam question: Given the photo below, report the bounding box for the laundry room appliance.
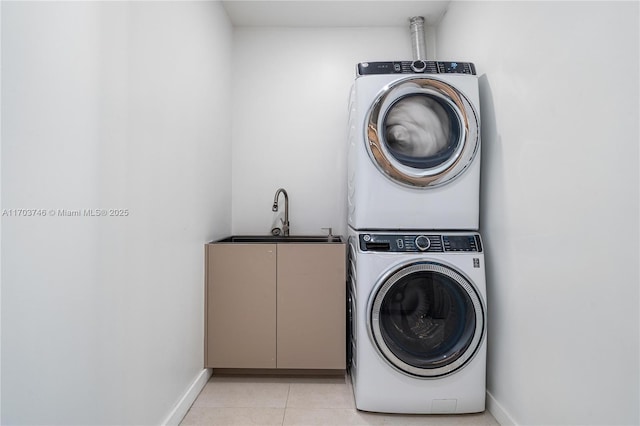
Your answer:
[347,228,487,414]
[347,60,481,231]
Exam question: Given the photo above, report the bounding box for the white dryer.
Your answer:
[347,60,481,231]
[347,227,487,414]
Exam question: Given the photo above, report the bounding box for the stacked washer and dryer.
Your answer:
[346,17,487,415]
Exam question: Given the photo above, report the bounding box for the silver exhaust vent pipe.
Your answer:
[409,16,426,61]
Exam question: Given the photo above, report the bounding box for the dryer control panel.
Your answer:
[359,233,482,253]
[357,61,476,77]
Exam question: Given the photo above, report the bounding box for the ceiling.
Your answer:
[221,1,450,27]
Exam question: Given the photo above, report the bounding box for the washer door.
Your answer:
[366,77,479,187]
[368,261,485,378]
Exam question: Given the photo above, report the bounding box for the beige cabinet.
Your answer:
[205,240,346,370]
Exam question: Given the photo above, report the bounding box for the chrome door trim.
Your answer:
[365,77,480,188]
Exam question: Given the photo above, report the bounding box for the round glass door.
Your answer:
[365,78,479,188]
[368,261,485,378]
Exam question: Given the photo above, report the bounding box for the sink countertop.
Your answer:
[211,235,344,244]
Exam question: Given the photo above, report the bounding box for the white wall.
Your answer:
[231,27,421,236]
[1,2,232,424]
[436,2,639,425]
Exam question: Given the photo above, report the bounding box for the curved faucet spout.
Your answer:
[272,188,290,236]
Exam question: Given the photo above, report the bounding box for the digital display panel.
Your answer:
[445,236,473,250]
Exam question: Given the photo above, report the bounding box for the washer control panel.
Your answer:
[359,233,482,253]
[357,61,476,77]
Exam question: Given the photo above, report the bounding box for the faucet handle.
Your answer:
[321,227,333,237]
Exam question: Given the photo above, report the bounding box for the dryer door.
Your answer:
[368,261,485,378]
[366,77,479,188]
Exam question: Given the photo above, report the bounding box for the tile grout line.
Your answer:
[282,382,292,426]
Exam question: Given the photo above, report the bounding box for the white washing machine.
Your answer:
[347,227,487,414]
[347,60,481,231]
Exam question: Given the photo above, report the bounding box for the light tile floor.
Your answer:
[180,373,500,426]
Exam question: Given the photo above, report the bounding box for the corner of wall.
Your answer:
[161,369,212,426]
[487,391,517,426]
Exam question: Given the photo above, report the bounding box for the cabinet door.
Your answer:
[277,243,346,369]
[206,244,277,368]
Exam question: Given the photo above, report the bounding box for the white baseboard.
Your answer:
[162,368,212,426]
[487,390,518,426]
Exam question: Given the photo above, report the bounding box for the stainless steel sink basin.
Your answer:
[215,235,343,244]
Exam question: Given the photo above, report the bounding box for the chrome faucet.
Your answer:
[272,188,290,236]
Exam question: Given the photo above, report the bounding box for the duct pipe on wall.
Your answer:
[409,16,427,60]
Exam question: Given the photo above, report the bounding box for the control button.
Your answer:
[411,60,427,72]
[415,235,431,251]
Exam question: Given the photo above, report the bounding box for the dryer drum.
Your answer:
[366,78,480,188]
[383,94,461,169]
[369,261,485,378]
